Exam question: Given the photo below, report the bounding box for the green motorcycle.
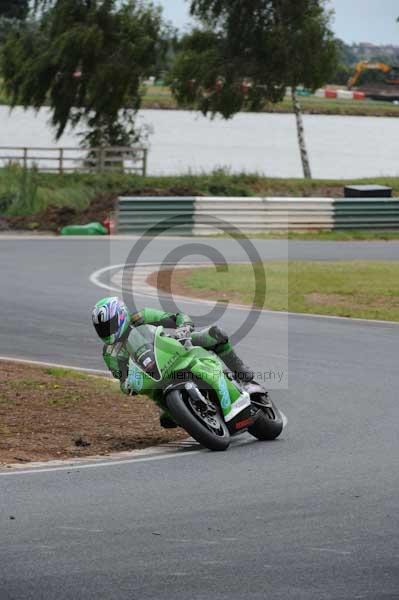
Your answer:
[125,324,285,452]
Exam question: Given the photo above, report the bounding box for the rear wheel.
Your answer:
[248,394,284,441]
[166,389,230,451]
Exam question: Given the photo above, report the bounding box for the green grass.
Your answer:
[182,261,399,321]
[142,85,177,110]
[284,230,399,241]
[0,166,98,215]
[140,86,399,117]
[45,367,87,379]
[1,165,399,209]
[263,95,399,118]
[211,230,399,241]
[0,77,8,104]
[2,79,398,117]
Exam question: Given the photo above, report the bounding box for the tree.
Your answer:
[1,0,162,148]
[329,40,356,86]
[335,39,357,67]
[0,0,29,20]
[150,21,179,80]
[0,0,29,46]
[170,0,337,179]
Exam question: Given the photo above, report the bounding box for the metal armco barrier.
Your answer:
[117,197,196,234]
[117,196,399,234]
[194,198,270,234]
[334,199,399,228]
[194,198,335,234]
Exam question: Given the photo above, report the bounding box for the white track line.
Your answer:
[0,433,262,477]
[0,356,109,376]
[0,235,199,241]
[0,450,204,477]
[90,263,399,327]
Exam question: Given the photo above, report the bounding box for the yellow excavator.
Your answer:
[348,61,399,89]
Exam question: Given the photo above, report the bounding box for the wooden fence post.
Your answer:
[23,148,28,170]
[98,147,105,172]
[142,148,148,177]
[59,148,64,174]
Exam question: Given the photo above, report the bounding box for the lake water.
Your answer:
[0,106,398,179]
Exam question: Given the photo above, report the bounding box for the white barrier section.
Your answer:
[337,90,354,100]
[117,197,399,235]
[193,197,335,235]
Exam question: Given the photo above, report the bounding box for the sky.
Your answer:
[158,0,399,45]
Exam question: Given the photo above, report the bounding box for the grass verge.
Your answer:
[0,362,185,465]
[2,80,399,116]
[206,230,399,242]
[141,87,399,117]
[150,261,399,322]
[2,166,399,232]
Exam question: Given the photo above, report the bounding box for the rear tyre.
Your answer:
[248,395,284,441]
[166,389,230,451]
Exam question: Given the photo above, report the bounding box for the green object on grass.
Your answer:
[60,222,108,236]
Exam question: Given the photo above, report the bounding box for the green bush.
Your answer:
[0,166,39,215]
[0,191,15,213]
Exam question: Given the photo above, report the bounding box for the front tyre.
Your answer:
[248,395,284,441]
[166,390,230,451]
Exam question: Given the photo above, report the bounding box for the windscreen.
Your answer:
[126,325,162,381]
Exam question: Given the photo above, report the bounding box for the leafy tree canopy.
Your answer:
[170,0,337,117]
[0,0,29,20]
[1,0,163,145]
[335,38,357,67]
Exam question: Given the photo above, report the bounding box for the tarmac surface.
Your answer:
[1,237,399,599]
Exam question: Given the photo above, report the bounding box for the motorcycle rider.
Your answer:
[92,296,254,428]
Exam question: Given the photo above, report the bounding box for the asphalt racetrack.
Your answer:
[1,237,399,599]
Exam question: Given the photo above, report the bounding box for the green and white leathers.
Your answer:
[101,306,247,419]
[102,306,195,388]
[95,298,285,451]
[109,323,251,427]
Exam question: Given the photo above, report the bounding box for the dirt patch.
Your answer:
[147,267,250,305]
[305,292,354,307]
[0,217,10,231]
[0,362,186,465]
[249,182,344,198]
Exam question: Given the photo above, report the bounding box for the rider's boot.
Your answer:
[159,410,178,429]
[219,348,254,383]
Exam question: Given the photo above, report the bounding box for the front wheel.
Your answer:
[166,389,230,451]
[248,394,284,441]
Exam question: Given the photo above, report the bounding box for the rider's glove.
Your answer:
[175,325,193,342]
[111,358,129,383]
[121,380,137,396]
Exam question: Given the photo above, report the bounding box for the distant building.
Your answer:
[351,43,399,62]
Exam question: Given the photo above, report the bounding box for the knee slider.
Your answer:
[209,325,229,345]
